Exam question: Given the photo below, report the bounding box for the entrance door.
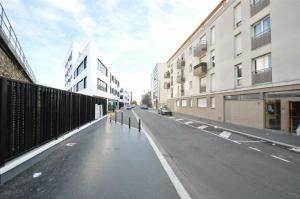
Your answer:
[289,101,300,133]
[265,100,281,130]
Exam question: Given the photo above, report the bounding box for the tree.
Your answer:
[132,100,137,105]
[141,92,152,107]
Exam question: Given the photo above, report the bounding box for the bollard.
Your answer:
[121,112,123,125]
[138,119,141,132]
[129,117,131,128]
[115,111,117,123]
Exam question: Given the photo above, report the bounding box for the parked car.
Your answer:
[158,106,172,116]
[124,104,132,110]
[140,104,148,110]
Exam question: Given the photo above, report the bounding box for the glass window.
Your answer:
[97,78,107,92]
[254,54,272,71]
[211,50,215,67]
[74,57,87,78]
[77,77,86,92]
[235,33,242,57]
[98,59,108,77]
[176,100,180,107]
[234,3,242,28]
[200,77,206,93]
[182,99,187,107]
[254,16,270,37]
[197,98,207,108]
[235,63,243,86]
[210,97,216,108]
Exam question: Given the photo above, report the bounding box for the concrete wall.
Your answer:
[0,44,31,83]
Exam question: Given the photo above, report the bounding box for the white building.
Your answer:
[64,41,125,111]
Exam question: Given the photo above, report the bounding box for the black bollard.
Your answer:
[121,112,123,125]
[115,111,117,123]
[138,119,141,132]
[129,117,131,128]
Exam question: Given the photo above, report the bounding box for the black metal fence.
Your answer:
[0,77,107,166]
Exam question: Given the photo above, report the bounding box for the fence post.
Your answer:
[129,117,131,129]
[0,78,8,166]
[121,112,123,125]
[139,119,141,132]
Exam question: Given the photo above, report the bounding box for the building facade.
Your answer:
[64,41,125,111]
[151,63,170,109]
[158,0,300,134]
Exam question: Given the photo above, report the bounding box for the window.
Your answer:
[176,100,180,107]
[253,16,270,38]
[189,81,192,89]
[76,77,87,92]
[253,53,271,72]
[189,46,193,55]
[211,50,215,67]
[97,78,107,92]
[200,34,207,45]
[98,59,108,76]
[210,97,215,108]
[200,77,206,93]
[74,57,87,78]
[234,3,242,28]
[182,99,187,107]
[189,98,193,107]
[235,33,242,57]
[197,98,207,108]
[210,26,215,45]
[210,73,216,91]
[235,63,243,86]
[189,64,192,72]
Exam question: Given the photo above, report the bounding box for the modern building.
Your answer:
[64,41,125,111]
[119,87,131,108]
[157,0,300,134]
[151,63,170,109]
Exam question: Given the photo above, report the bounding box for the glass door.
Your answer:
[265,100,281,130]
[289,101,300,133]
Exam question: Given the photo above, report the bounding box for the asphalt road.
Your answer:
[131,108,300,199]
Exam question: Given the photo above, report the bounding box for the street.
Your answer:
[129,108,300,199]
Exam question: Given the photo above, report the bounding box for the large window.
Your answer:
[197,98,207,108]
[74,57,87,79]
[234,33,242,57]
[253,16,270,38]
[235,63,243,86]
[254,53,271,71]
[176,100,180,107]
[182,99,187,107]
[200,77,206,93]
[234,3,242,28]
[97,78,107,92]
[210,97,216,108]
[76,77,87,92]
[211,50,215,67]
[98,59,108,77]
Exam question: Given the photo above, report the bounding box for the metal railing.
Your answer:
[176,59,185,69]
[176,75,185,83]
[252,67,272,84]
[164,71,170,78]
[193,62,207,77]
[193,41,207,58]
[250,0,270,17]
[0,3,37,83]
[0,77,107,166]
[252,29,271,50]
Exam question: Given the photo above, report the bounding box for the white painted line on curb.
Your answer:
[271,155,290,163]
[132,110,191,199]
[248,146,261,152]
[237,140,262,143]
[219,131,232,139]
[184,121,193,125]
[198,125,208,129]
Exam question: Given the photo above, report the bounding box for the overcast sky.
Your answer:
[1,0,219,101]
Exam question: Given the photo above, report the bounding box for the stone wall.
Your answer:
[0,46,30,83]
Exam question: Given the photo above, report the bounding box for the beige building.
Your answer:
[158,0,300,134]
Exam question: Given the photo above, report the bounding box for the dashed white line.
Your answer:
[198,125,208,129]
[184,121,193,125]
[271,155,290,163]
[237,140,262,143]
[248,146,261,152]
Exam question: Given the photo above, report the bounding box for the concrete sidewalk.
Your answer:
[174,112,300,148]
[0,118,179,199]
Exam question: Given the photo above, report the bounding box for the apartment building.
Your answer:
[159,0,300,134]
[64,41,124,111]
[151,63,171,109]
[119,87,131,108]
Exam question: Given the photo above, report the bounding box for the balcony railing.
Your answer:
[250,0,270,17]
[193,62,207,77]
[176,75,185,83]
[164,82,170,89]
[252,67,272,84]
[252,29,271,50]
[176,59,185,69]
[164,71,170,78]
[0,3,37,83]
[200,86,206,93]
[193,41,207,58]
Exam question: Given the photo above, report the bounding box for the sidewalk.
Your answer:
[0,119,179,199]
[173,112,300,148]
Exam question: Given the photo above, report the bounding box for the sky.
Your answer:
[1,0,220,101]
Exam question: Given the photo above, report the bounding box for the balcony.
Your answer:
[250,0,270,17]
[164,82,170,89]
[176,75,185,83]
[164,71,170,78]
[193,41,207,58]
[176,59,185,69]
[252,67,272,84]
[193,62,207,77]
[252,29,271,50]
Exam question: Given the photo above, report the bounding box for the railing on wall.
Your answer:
[0,77,107,166]
[0,3,37,83]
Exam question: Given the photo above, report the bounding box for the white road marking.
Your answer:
[248,146,261,152]
[198,125,208,129]
[169,117,176,119]
[219,131,232,139]
[33,172,42,178]
[184,121,193,125]
[66,143,77,147]
[132,110,191,199]
[289,147,300,153]
[176,119,184,121]
[271,155,290,163]
[237,140,262,143]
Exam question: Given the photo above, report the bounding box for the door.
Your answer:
[289,101,300,133]
[265,100,281,130]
